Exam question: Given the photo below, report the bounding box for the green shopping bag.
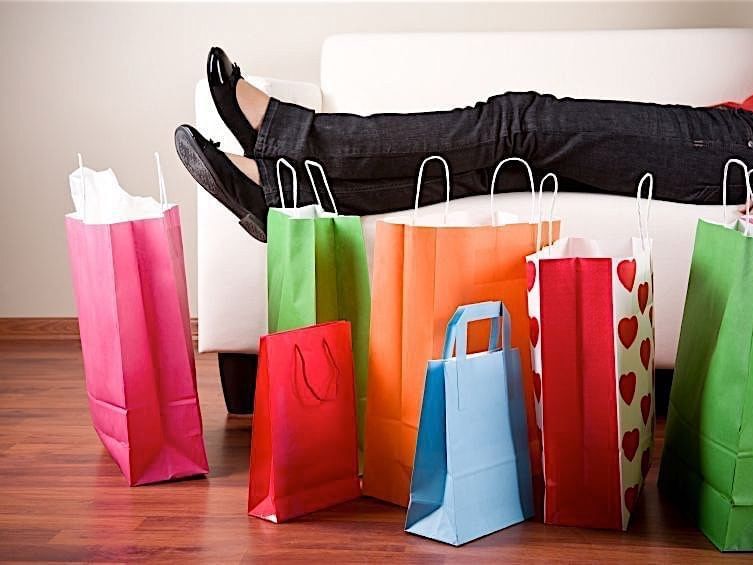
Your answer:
[266,159,371,448]
[659,158,753,551]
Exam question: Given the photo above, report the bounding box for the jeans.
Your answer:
[253,91,753,214]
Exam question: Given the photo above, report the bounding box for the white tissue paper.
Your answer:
[69,167,167,224]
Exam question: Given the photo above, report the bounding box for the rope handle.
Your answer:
[304,160,339,215]
[293,340,339,403]
[535,172,559,254]
[490,157,536,226]
[636,172,654,251]
[276,158,298,210]
[721,158,752,236]
[77,153,87,219]
[154,152,168,211]
[413,155,451,225]
[745,168,753,237]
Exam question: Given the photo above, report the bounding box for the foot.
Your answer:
[207,47,270,158]
[175,124,268,242]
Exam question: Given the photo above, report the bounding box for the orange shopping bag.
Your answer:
[363,156,560,507]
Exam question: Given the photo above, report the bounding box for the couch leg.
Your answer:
[218,353,257,415]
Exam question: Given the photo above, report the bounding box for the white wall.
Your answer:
[1,1,751,317]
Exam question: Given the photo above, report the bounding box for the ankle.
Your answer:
[227,153,261,185]
[236,80,270,131]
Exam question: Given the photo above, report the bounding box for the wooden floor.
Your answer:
[0,340,744,563]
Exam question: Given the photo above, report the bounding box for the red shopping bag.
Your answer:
[65,159,208,486]
[526,174,656,530]
[248,321,361,522]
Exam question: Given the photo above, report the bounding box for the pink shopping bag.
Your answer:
[65,156,209,485]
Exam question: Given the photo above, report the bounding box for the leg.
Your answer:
[218,352,257,415]
[253,92,753,211]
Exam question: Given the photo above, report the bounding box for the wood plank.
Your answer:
[0,318,199,341]
[0,339,728,562]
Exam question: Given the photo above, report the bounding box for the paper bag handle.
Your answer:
[636,172,653,251]
[535,172,559,254]
[276,158,298,210]
[154,152,168,211]
[746,170,753,236]
[490,157,536,226]
[76,153,87,219]
[721,158,753,236]
[442,301,512,361]
[303,160,339,215]
[293,340,339,403]
[413,155,451,225]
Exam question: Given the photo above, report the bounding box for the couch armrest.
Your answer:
[195,76,321,354]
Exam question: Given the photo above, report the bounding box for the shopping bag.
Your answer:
[65,154,209,486]
[406,301,534,545]
[248,321,361,522]
[659,158,753,551]
[364,155,560,507]
[266,159,371,449]
[526,172,655,530]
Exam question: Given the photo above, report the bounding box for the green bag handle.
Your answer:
[303,160,339,215]
[722,158,752,236]
[276,157,299,210]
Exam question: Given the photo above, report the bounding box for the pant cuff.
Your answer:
[253,97,314,160]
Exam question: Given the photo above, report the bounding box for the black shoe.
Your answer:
[174,124,268,242]
[207,47,257,158]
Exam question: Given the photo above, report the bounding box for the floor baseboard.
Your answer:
[0,317,199,341]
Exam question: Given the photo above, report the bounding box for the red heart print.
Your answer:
[526,261,536,292]
[530,317,539,347]
[622,428,640,461]
[619,372,637,405]
[638,283,649,313]
[624,485,639,513]
[617,259,637,291]
[641,394,652,425]
[640,339,651,370]
[618,317,638,349]
[641,448,651,479]
[649,306,654,326]
[533,372,542,402]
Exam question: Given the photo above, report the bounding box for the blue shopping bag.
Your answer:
[405,301,534,546]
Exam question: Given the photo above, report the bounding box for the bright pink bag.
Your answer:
[65,161,208,485]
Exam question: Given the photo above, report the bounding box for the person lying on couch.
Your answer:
[176,47,753,242]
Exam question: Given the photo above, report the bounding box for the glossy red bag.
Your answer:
[248,321,361,522]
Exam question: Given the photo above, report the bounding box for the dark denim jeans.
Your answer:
[253,92,753,214]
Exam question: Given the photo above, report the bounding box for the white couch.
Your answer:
[196,28,753,371]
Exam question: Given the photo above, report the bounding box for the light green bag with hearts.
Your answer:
[266,159,371,449]
[659,158,753,551]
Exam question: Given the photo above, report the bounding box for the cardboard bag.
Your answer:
[266,159,371,448]
[248,321,361,522]
[659,158,753,551]
[526,173,656,529]
[364,156,559,507]
[65,155,208,486]
[406,301,534,545]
